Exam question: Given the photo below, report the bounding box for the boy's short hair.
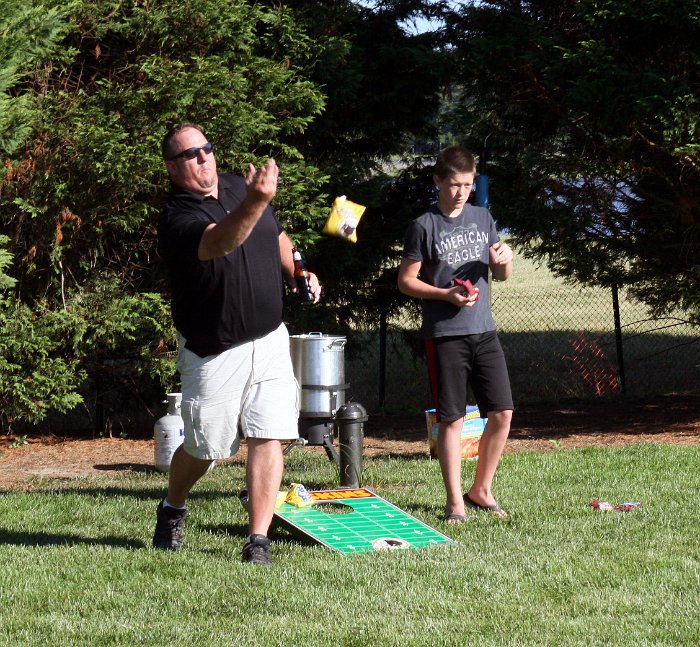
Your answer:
[434,146,477,179]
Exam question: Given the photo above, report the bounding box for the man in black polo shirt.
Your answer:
[154,123,321,565]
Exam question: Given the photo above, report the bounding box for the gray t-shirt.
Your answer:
[402,203,500,338]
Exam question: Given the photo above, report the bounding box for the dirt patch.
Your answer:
[1,393,698,490]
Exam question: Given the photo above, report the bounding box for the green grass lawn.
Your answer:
[1,444,699,646]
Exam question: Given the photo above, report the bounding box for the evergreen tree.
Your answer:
[447,0,700,320]
[0,0,451,428]
[0,0,328,429]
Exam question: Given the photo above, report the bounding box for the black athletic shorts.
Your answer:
[425,330,514,422]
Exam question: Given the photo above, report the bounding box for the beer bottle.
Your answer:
[292,247,314,303]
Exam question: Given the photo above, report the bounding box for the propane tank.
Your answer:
[154,393,184,472]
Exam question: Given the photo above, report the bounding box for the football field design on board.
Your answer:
[274,488,455,555]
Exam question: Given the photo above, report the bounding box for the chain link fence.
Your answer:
[23,276,698,435]
[342,283,700,415]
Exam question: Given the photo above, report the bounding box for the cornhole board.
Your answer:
[274,487,454,555]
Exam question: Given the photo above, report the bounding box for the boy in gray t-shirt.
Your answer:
[398,146,514,521]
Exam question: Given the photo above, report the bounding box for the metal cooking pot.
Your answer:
[290,333,348,417]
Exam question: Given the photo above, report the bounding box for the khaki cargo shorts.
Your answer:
[176,323,299,460]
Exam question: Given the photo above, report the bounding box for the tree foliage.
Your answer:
[0,0,329,429]
[0,0,76,154]
[0,235,85,431]
[272,0,448,332]
[447,0,700,320]
[9,0,698,429]
[0,0,447,429]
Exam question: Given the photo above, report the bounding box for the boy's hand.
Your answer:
[453,277,479,299]
[446,284,480,307]
[489,241,513,266]
[489,241,514,281]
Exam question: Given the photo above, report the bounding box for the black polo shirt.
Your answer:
[157,174,285,357]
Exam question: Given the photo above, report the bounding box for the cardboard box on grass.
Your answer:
[425,406,486,459]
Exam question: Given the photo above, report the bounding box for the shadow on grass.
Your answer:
[12,485,252,502]
[0,528,145,549]
[94,463,155,473]
[197,520,316,547]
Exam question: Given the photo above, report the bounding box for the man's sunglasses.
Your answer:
[167,142,214,161]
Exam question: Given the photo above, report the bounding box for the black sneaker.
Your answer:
[242,534,272,566]
[152,500,188,551]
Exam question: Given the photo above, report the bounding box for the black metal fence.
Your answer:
[342,283,700,415]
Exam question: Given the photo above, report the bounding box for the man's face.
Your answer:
[165,127,218,196]
[434,171,475,216]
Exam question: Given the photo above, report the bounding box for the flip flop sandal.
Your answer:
[464,493,508,518]
[443,513,468,524]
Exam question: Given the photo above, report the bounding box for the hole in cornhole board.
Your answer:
[313,502,353,514]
